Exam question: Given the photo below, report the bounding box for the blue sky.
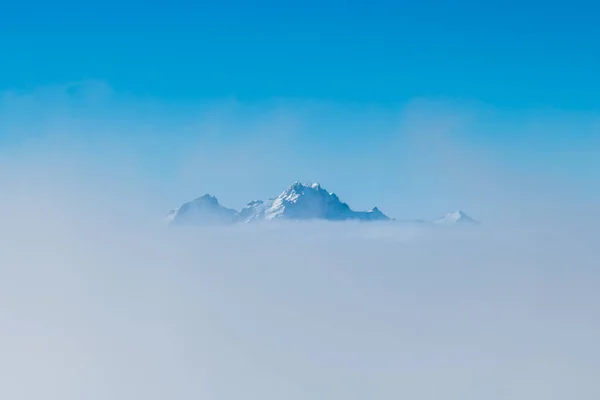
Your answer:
[1,0,599,219]
[2,0,599,108]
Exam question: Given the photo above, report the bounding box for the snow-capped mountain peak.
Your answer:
[195,193,219,204]
[367,207,387,218]
[233,199,273,223]
[166,182,477,226]
[166,193,236,225]
[167,181,392,225]
[263,181,360,221]
[278,181,327,202]
[433,210,478,224]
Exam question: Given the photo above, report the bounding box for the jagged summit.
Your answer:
[278,181,327,201]
[263,181,358,221]
[365,207,387,219]
[433,210,479,224]
[167,182,391,225]
[166,193,236,225]
[166,182,478,226]
[195,194,219,204]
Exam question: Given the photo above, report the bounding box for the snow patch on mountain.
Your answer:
[233,199,275,223]
[433,210,479,224]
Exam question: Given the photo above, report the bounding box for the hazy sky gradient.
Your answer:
[1,82,599,221]
[2,2,600,398]
[2,0,600,217]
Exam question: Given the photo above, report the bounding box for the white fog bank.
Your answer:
[1,206,599,399]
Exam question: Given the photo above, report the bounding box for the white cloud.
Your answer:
[1,82,600,399]
[1,168,600,399]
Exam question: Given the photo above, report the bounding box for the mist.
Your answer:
[1,83,600,399]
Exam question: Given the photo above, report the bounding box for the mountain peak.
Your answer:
[168,181,393,224]
[194,193,219,204]
[277,181,330,205]
[167,181,477,226]
[285,181,323,193]
[257,181,391,222]
[166,193,236,225]
[434,210,478,224]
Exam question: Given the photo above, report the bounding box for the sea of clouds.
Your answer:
[1,83,599,399]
